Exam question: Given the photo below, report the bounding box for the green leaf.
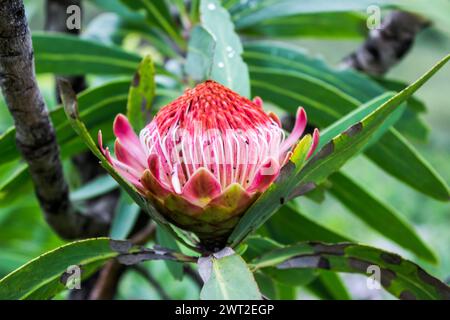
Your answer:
[200,253,261,300]
[84,12,179,58]
[254,272,277,299]
[375,78,427,113]
[274,283,297,299]
[0,80,131,202]
[200,0,250,97]
[244,41,385,102]
[127,56,155,131]
[0,80,130,166]
[70,175,118,202]
[244,237,318,288]
[0,163,32,206]
[120,0,184,47]
[33,33,141,75]
[88,0,143,20]
[0,238,121,300]
[0,96,13,133]
[251,242,450,300]
[328,172,436,262]
[261,204,350,244]
[244,43,449,201]
[375,78,429,141]
[185,25,216,81]
[227,135,316,247]
[364,131,450,201]
[307,271,351,300]
[232,0,391,29]
[239,12,367,39]
[0,238,189,299]
[297,54,450,192]
[110,192,140,240]
[315,91,445,201]
[228,54,450,247]
[243,236,282,261]
[315,93,399,151]
[394,109,429,142]
[156,227,184,281]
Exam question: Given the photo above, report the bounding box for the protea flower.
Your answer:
[99,80,318,248]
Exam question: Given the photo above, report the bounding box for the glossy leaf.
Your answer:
[127,56,155,131]
[70,175,118,202]
[232,0,390,29]
[328,172,436,262]
[88,0,142,20]
[200,0,250,97]
[375,78,429,141]
[297,55,450,192]
[254,272,277,299]
[244,43,450,201]
[119,0,184,47]
[239,12,367,39]
[0,238,191,299]
[307,271,351,300]
[364,131,449,201]
[110,192,140,240]
[59,79,199,253]
[261,204,350,244]
[395,0,450,36]
[156,227,184,281]
[251,242,450,300]
[0,81,180,201]
[185,25,216,81]
[0,163,31,206]
[0,238,120,299]
[0,80,129,166]
[244,41,385,101]
[200,253,261,300]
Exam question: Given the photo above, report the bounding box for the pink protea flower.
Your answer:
[99,80,318,247]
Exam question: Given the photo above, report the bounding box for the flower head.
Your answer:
[99,80,318,247]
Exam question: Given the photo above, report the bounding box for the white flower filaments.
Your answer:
[99,80,319,247]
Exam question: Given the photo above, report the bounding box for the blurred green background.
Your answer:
[0,1,448,299]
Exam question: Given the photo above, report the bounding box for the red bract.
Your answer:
[99,80,319,247]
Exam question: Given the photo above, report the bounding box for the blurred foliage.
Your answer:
[0,0,448,300]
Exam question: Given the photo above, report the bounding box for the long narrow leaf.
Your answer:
[200,0,250,97]
[126,56,155,131]
[58,80,199,252]
[244,43,448,200]
[251,242,450,300]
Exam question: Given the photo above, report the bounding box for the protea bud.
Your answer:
[99,80,318,248]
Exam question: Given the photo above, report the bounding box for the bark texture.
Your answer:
[342,11,429,76]
[0,0,107,238]
[45,0,119,221]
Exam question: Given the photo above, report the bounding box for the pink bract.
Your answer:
[99,80,319,247]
